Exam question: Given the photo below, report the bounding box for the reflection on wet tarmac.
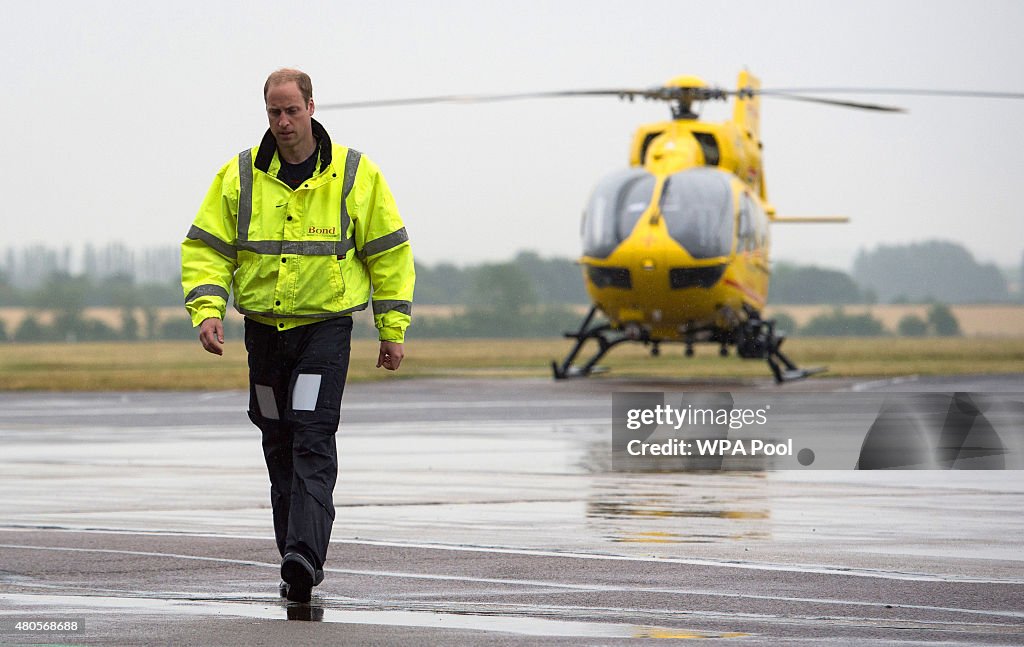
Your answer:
[588,495,771,544]
[286,603,324,621]
[588,499,770,520]
[586,475,774,544]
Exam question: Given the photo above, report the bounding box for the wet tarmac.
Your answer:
[1,375,1022,645]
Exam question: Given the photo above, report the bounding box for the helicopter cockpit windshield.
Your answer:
[581,168,656,258]
[659,168,734,259]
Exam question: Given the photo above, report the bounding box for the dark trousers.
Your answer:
[244,316,353,571]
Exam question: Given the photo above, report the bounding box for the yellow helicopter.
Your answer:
[557,70,842,383]
[321,74,1024,382]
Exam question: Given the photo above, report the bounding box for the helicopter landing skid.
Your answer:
[552,306,634,379]
[552,306,825,383]
[737,313,826,384]
[767,355,827,383]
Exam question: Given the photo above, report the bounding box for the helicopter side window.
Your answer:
[692,132,720,166]
[659,168,734,259]
[639,131,664,165]
[738,193,755,252]
[755,200,769,250]
[581,168,656,258]
[741,193,769,251]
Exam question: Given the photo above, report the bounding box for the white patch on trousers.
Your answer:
[292,374,322,411]
[255,384,280,420]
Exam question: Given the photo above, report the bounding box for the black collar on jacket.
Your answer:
[254,118,332,174]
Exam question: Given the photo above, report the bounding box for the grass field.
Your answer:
[1,337,1022,391]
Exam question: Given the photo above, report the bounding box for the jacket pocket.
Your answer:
[232,254,260,306]
[290,256,346,314]
[329,258,347,310]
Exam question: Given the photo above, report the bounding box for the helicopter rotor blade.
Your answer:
[755,92,906,113]
[318,85,1024,113]
[317,88,655,110]
[752,88,1024,112]
[758,87,1024,101]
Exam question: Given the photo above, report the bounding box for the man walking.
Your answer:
[181,68,414,602]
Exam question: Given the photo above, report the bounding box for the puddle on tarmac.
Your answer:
[0,592,748,639]
[587,486,772,544]
[589,500,770,521]
[610,530,770,544]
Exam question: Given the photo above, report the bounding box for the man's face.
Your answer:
[265,81,314,149]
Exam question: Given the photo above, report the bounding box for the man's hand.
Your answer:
[377,341,404,371]
[199,317,225,356]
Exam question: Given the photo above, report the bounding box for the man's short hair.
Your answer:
[264,68,313,104]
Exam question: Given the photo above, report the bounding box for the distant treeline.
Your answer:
[0,240,1018,342]
[852,241,1013,304]
[0,240,1017,308]
[772,241,1016,304]
[414,251,589,305]
[769,303,962,338]
[0,251,589,309]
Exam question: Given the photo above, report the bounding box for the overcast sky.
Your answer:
[2,0,1022,270]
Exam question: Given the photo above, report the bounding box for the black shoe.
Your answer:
[279,566,322,599]
[281,552,315,603]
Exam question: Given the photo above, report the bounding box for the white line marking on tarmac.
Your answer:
[2,525,1019,584]
[326,537,1024,585]
[2,524,1007,585]
[1,542,1021,621]
[849,376,920,392]
[0,399,605,419]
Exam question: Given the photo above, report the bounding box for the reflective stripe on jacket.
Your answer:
[181,120,414,341]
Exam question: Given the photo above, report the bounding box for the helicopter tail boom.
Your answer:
[771,216,850,223]
[733,70,762,142]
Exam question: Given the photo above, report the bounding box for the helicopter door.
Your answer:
[659,167,734,259]
[581,168,656,258]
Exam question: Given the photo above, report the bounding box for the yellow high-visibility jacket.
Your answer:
[181,120,414,342]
